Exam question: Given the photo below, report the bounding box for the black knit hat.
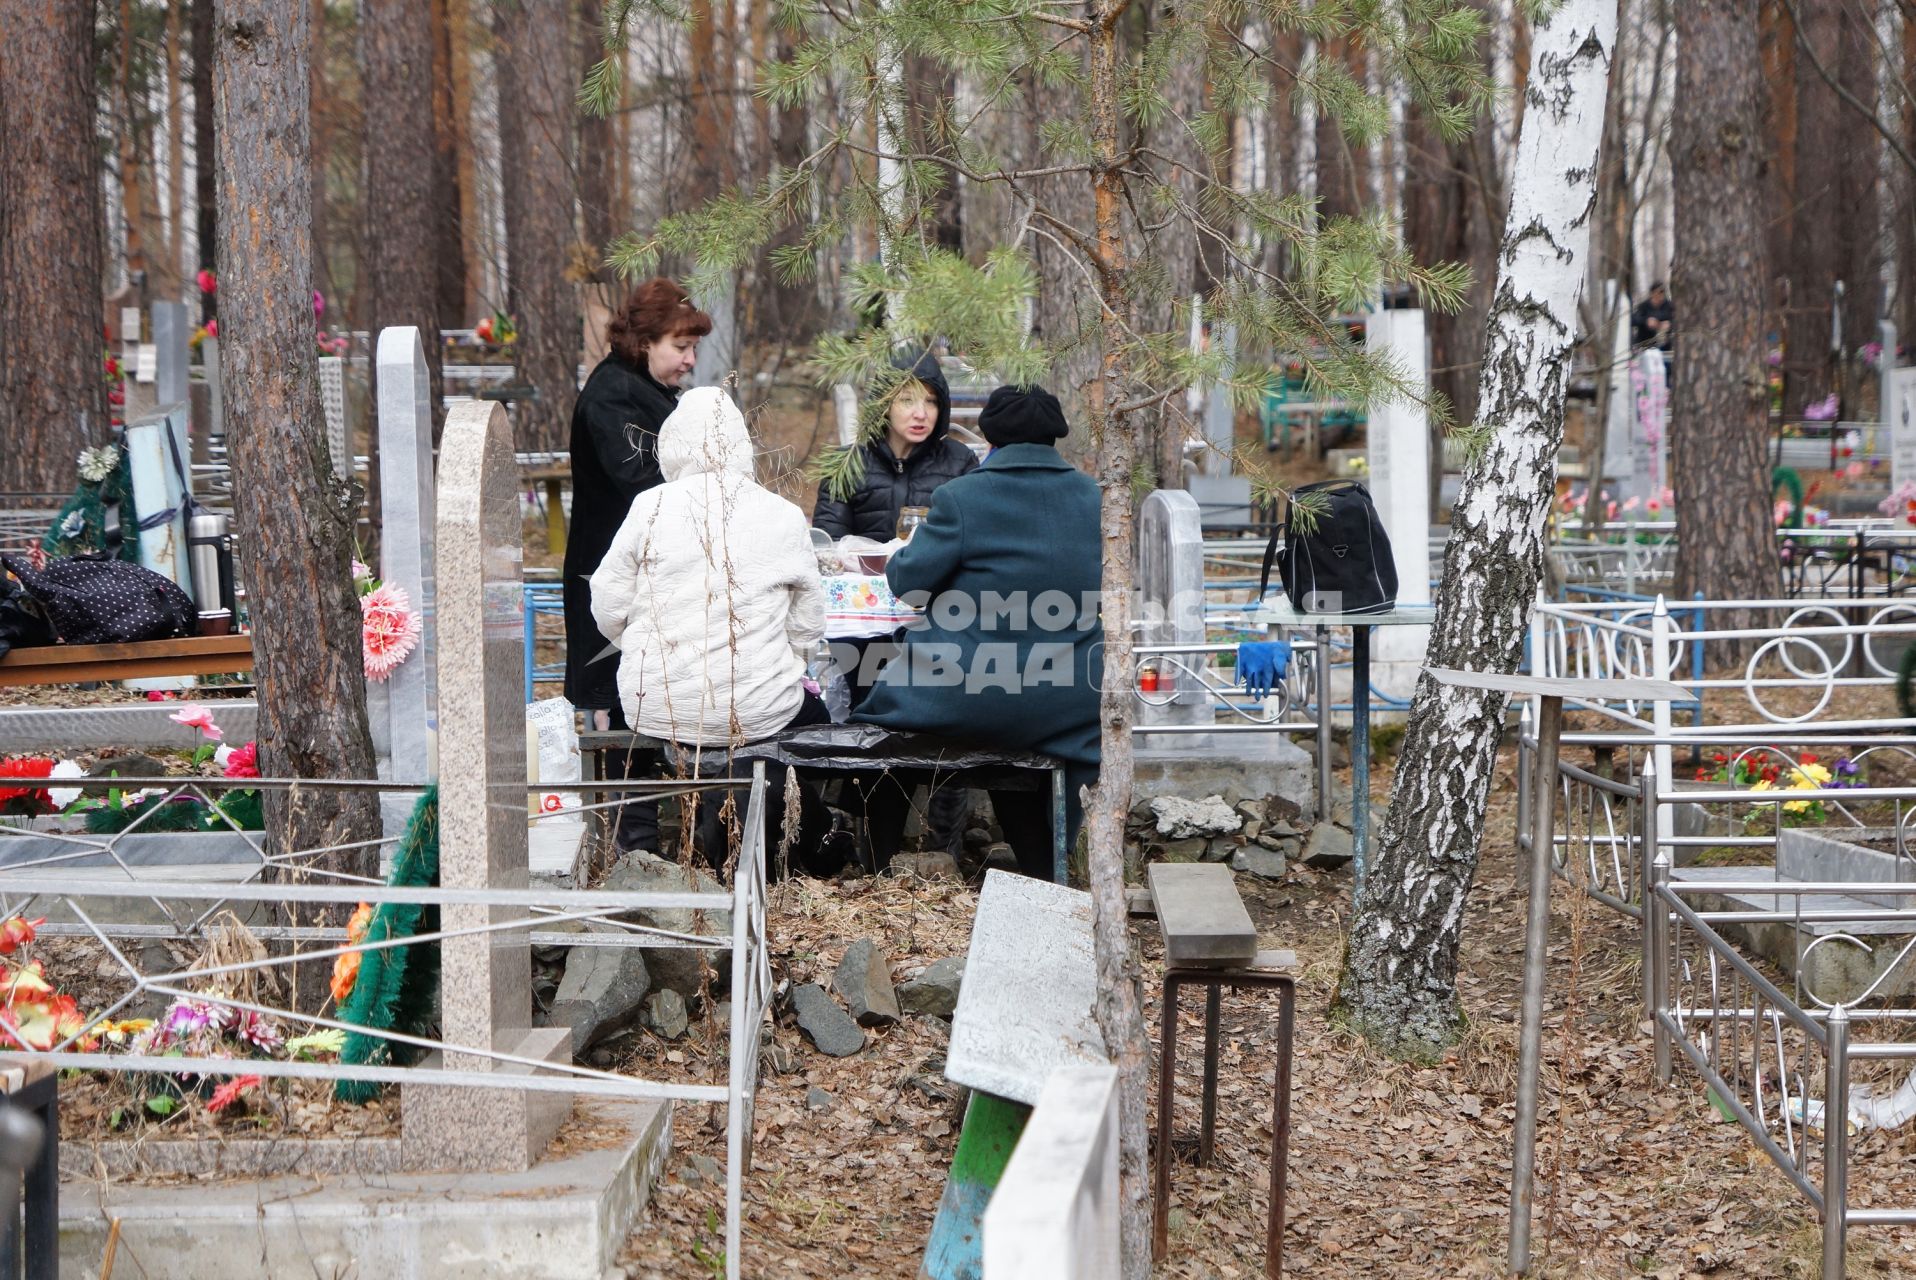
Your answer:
[977,384,1069,447]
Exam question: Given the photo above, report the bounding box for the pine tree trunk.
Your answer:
[119,0,150,298]
[0,0,111,494]
[1335,0,1616,1058]
[1835,9,1879,349]
[213,0,381,925]
[1759,0,1794,326]
[363,0,445,425]
[1671,0,1779,619]
[1784,0,1841,414]
[429,0,472,330]
[1083,11,1152,1273]
[192,0,216,319]
[495,0,578,449]
[163,0,186,295]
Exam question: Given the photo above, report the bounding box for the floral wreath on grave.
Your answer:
[40,428,140,564]
[334,786,441,1104]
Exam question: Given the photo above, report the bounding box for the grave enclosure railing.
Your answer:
[0,770,776,1280]
[1515,598,1916,1274]
[1549,522,1916,601]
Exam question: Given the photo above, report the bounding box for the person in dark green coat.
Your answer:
[853,385,1102,879]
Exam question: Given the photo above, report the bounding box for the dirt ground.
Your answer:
[612,731,1916,1280]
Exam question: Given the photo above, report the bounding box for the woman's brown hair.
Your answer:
[607,277,714,365]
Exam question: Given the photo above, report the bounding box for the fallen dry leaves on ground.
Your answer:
[617,736,1916,1279]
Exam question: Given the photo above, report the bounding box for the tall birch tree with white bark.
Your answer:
[1336,0,1619,1058]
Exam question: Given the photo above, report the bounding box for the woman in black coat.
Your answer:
[812,354,978,541]
[563,277,711,854]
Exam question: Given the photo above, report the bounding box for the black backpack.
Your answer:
[1,554,197,646]
[1258,480,1398,615]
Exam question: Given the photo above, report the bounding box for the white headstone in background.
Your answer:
[1602,292,1632,483]
[1138,489,1208,734]
[133,344,158,384]
[833,383,860,447]
[1878,320,1897,469]
[119,306,143,349]
[375,327,439,787]
[1201,322,1237,476]
[1363,308,1433,699]
[1629,350,1669,502]
[319,355,349,481]
[152,301,191,411]
[1891,366,1916,526]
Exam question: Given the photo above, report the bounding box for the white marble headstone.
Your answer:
[945,871,1106,1107]
[375,327,438,786]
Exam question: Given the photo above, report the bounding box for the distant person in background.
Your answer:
[1632,281,1674,357]
[564,277,711,856]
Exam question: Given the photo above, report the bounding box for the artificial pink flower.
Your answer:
[204,318,218,339]
[360,583,423,682]
[222,741,260,779]
[1805,393,1839,421]
[196,268,217,295]
[313,291,325,319]
[169,704,223,741]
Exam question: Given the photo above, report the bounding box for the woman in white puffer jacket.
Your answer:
[590,387,843,873]
[590,385,826,745]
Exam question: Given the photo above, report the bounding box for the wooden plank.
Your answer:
[1423,665,1690,705]
[1147,862,1259,969]
[0,634,254,687]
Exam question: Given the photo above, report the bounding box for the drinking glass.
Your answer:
[895,506,930,542]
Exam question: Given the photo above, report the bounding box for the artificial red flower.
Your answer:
[1800,752,1819,765]
[1695,768,1709,781]
[0,758,55,814]
[222,741,260,779]
[0,916,44,955]
[1711,753,1728,764]
[206,1074,263,1114]
[103,356,119,377]
[196,268,217,295]
[1761,766,1780,782]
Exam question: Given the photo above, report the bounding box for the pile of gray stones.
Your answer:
[1125,792,1358,881]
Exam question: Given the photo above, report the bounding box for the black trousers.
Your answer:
[603,703,661,855]
[863,771,1059,882]
[681,692,845,878]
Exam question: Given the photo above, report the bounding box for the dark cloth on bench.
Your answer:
[734,723,1078,882]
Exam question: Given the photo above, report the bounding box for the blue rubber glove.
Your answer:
[1238,641,1292,700]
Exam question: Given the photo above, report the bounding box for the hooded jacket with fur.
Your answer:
[590,387,826,745]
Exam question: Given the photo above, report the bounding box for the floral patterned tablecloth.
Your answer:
[822,574,919,639]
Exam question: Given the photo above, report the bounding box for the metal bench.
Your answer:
[1146,862,1296,1279]
[0,634,254,688]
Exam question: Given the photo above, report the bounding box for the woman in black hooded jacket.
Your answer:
[812,354,977,541]
[812,353,978,859]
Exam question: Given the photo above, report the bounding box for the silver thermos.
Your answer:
[186,513,235,618]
